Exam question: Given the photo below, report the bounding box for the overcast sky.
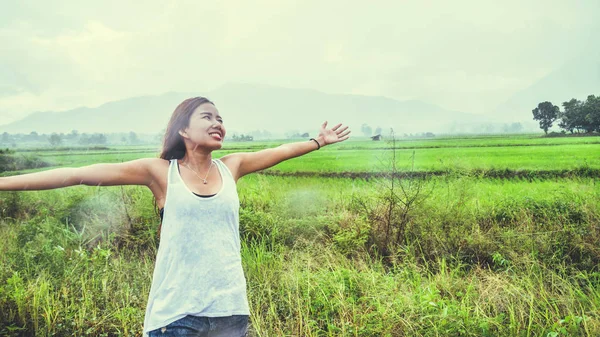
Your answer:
[1,0,599,125]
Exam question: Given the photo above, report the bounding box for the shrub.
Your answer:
[239,208,279,245]
[0,153,51,173]
[326,210,371,257]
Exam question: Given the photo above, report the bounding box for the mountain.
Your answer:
[0,91,193,135]
[0,83,489,135]
[493,52,600,122]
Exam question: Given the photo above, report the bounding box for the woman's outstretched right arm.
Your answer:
[0,158,158,191]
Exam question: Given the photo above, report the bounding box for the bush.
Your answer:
[326,210,371,257]
[239,208,279,245]
[0,152,51,173]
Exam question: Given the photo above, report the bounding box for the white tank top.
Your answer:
[143,159,250,336]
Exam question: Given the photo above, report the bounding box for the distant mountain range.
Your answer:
[493,52,600,122]
[2,53,599,136]
[0,83,490,135]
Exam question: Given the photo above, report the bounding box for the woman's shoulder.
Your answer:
[135,157,171,167]
[218,154,239,166]
[218,154,242,182]
[137,157,172,176]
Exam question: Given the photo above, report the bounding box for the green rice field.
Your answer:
[11,136,600,173]
[0,134,599,336]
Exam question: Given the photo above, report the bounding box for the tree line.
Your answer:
[532,94,600,134]
[0,131,156,147]
[361,124,383,137]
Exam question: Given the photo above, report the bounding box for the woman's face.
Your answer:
[180,103,226,150]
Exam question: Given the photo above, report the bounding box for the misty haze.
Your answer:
[1,1,599,336]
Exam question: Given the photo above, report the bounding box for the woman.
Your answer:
[0,96,351,336]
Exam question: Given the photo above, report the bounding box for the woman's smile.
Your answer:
[209,132,223,141]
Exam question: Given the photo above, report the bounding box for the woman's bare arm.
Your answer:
[222,121,350,180]
[0,158,158,191]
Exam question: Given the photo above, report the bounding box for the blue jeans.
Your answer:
[148,315,249,337]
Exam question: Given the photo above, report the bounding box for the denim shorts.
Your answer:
[148,315,249,337]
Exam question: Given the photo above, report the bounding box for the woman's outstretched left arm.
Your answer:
[221,121,350,180]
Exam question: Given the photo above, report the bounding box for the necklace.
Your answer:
[183,160,213,184]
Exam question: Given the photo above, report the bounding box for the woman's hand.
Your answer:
[317,121,351,146]
[222,121,351,180]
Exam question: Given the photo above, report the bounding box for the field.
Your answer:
[1,134,599,336]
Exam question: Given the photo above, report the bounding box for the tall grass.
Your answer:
[1,173,598,336]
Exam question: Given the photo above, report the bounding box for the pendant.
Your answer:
[203,179,208,184]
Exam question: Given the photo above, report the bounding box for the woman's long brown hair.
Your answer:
[159,97,215,160]
[155,97,215,240]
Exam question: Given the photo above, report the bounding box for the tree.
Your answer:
[286,131,309,139]
[483,123,496,134]
[27,131,39,141]
[510,122,523,133]
[361,123,373,137]
[128,131,139,144]
[375,126,382,135]
[249,129,272,140]
[68,130,79,140]
[49,133,62,146]
[94,133,107,145]
[233,134,253,142]
[558,95,600,133]
[560,99,586,133]
[502,122,524,133]
[583,95,600,132]
[155,129,165,144]
[78,133,107,145]
[532,101,559,134]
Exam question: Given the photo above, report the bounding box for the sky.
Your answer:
[1,0,599,126]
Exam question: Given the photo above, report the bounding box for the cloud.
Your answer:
[31,21,134,81]
[0,0,599,125]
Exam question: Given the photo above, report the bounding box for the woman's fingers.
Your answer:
[336,126,349,134]
[338,130,351,139]
[321,122,350,143]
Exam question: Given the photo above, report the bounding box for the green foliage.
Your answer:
[361,123,373,137]
[231,134,254,142]
[0,151,50,173]
[48,133,62,147]
[1,135,600,335]
[532,101,560,134]
[492,197,586,225]
[0,191,47,221]
[585,94,600,132]
[78,133,107,145]
[327,210,371,256]
[239,208,279,245]
[8,137,600,177]
[560,95,600,133]
[0,192,23,219]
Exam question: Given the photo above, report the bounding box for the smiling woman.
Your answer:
[159,97,223,160]
[0,96,351,337]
